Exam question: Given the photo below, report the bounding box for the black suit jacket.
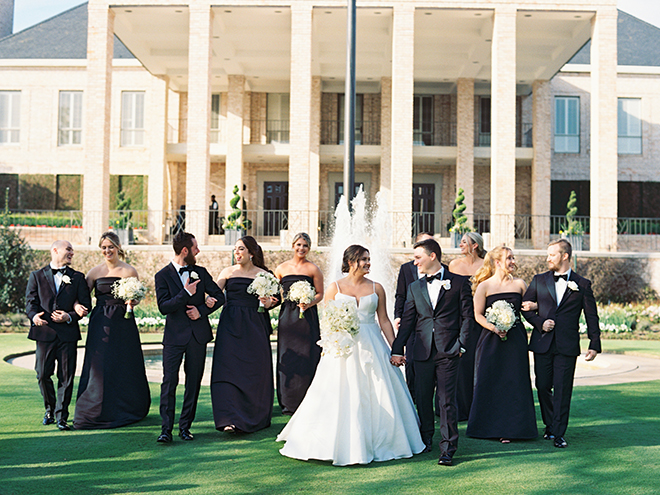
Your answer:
[26,265,91,343]
[392,270,473,361]
[522,270,601,356]
[155,263,225,346]
[394,260,419,320]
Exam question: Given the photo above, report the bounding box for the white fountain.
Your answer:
[328,187,397,316]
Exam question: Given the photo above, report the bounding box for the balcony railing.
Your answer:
[413,122,457,146]
[248,120,290,144]
[320,121,381,145]
[474,123,533,147]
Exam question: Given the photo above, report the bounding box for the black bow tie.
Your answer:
[554,273,568,282]
[51,267,66,275]
[179,266,194,275]
[426,273,443,284]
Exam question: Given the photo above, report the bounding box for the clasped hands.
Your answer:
[390,355,405,367]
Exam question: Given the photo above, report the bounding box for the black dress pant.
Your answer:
[35,338,77,421]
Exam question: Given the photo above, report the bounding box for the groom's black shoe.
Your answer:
[438,454,453,466]
[543,428,555,440]
[43,412,54,425]
[157,429,173,443]
[57,420,71,431]
[179,429,194,441]
[554,436,568,448]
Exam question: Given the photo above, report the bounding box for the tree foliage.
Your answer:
[0,219,35,313]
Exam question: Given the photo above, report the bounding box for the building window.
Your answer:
[618,98,642,155]
[413,95,434,146]
[554,96,580,153]
[58,91,83,146]
[338,93,363,145]
[211,94,221,143]
[121,91,145,146]
[267,93,290,143]
[0,91,20,144]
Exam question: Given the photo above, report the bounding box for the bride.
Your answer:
[277,245,425,466]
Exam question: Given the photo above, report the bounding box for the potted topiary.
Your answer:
[223,185,249,245]
[113,190,134,246]
[449,188,472,248]
[560,190,584,251]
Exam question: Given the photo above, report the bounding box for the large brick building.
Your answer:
[1,0,656,251]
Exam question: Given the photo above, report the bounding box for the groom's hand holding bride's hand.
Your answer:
[390,355,405,367]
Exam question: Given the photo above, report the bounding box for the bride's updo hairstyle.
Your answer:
[239,235,268,271]
[342,244,369,273]
[99,231,126,260]
[464,232,487,259]
[471,245,512,294]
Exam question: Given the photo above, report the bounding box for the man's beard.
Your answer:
[184,250,197,266]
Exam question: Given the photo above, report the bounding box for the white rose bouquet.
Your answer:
[111,277,148,319]
[485,299,516,341]
[287,280,316,319]
[317,300,360,358]
[247,272,280,312]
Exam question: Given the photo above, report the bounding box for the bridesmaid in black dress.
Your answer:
[274,232,323,415]
[466,246,537,442]
[210,236,275,433]
[74,231,150,429]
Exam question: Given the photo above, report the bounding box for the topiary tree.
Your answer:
[223,185,249,230]
[114,190,133,229]
[562,190,584,235]
[450,188,472,234]
[0,216,35,313]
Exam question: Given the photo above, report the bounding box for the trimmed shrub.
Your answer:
[0,222,35,312]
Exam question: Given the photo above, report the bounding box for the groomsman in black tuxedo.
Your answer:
[155,232,225,443]
[522,239,601,449]
[394,232,434,398]
[391,238,473,466]
[26,240,91,431]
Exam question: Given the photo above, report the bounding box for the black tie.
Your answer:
[426,273,443,284]
[51,267,65,275]
[554,273,568,282]
[179,266,193,275]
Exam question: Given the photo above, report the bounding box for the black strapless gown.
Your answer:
[74,277,150,429]
[276,275,321,415]
[456,319,480,422]
[466,292,537,440]
[211,277,273,433]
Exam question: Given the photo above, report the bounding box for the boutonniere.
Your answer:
[190,271,199,280]
[567,281,579,292]
[440,279,451,291]
[61,275,71,285]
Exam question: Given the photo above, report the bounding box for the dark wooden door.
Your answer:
[263,181,288,236]
[412,183,435,236]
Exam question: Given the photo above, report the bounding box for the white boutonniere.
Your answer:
[61,275,71,285]
[567,281,579,292]
[190,271,199,280]
[440,279,451,291]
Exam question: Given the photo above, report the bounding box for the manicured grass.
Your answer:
[1,333,659,495]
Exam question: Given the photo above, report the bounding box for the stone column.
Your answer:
[456,78,475,225]
[186,5,213,244]
[147,75,169,244]
[490,6,517,248]
[590,8,618,252]
[380,77,392,203]
[83,3,113,244]
[532,79,551,249]
[309,75,322,246]
[289,4,313,238]
[391,4,415,247]
[225,75,245,228]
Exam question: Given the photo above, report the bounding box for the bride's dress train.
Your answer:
[277,288,425,466]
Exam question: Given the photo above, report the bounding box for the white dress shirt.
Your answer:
[50,262,66,292]
[425,267,445,307]
[172,260,193,295]
[554,268,572,306]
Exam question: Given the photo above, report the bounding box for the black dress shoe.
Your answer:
[179,429,194,441]
[57,420,71,431]
[554,436,567,448]
[157,430,173,443]
[421,444,432,454]
[543,428,555,440]
[438,454,453,466]
[43,413,54,425]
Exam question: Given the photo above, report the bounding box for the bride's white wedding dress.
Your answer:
[277,284,425,466]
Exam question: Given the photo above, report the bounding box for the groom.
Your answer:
[391,238,473,466]
[155,231,225,443]
[522,239,601,449]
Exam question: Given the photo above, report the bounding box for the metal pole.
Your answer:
[343,0,356,208]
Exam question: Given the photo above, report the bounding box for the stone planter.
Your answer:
[567,234,583,251]
[115,228,134,246]
[224,229,244,246]
[450,231,462,248]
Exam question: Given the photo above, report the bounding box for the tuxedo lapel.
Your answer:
[415,278,434,314]
[433,271,451,313]
[43,266,57,296]
[544,272,557,306]
[167,263,184,290]
[557,272,577,308]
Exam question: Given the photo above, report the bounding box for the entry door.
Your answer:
[412,183,435,236]
[263,181,288,236]
[334,182,364,208]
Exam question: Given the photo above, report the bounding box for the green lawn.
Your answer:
[1,333,659,495]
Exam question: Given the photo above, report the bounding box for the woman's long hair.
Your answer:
[341,244,369,274]
[464,232,487,259]
[99,231,126,260]
[239,235,268,271]
[471,245,512,294]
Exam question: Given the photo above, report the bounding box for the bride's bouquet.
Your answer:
[485,300,516,341]
[317,300,360,358]
[111,277,148,319]
[287,280,316,319]
[247,272,280,312]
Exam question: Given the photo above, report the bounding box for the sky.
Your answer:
[9,0,660,34]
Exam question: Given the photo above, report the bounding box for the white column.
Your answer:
[456,78,475,224]
[186,5,213,243]
[225,75,245,230]
[590,8,618,252]
[147,75,169,244]
[532,79,551,249]
[490,6,517,248]
[83,2,113,244]
[380,77,392,202]
[309,75,322,246]
[391,4,414,247]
